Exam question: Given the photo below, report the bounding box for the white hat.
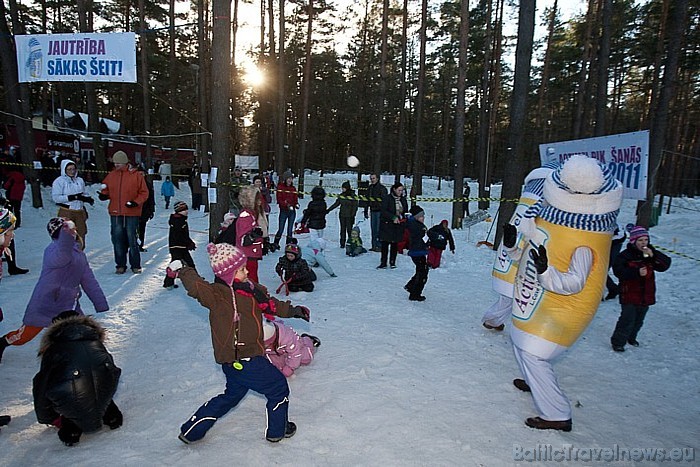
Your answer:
[543,155,623,215]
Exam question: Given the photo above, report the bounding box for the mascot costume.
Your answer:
[482,163,557,331]
[505,155,622,431]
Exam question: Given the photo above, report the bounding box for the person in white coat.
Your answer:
[504,155,622,432]
[51,159,94,248]
[301,237,336,277]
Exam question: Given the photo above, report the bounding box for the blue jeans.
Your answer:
[370,211,381,249]
[110,215,141,269]
[179,357,290,442]
[276,208,296,243]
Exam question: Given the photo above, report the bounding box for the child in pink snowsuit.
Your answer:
[263,319,320,377]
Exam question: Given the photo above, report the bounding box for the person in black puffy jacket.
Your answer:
[275,243,316,292]
[32,312,122,446]
[426,220,455,268]
[299,186,328,239]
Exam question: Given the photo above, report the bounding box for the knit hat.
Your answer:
[47,217,66,239]
[112,151,129,164]
[0,208,16,235]
[282,170,293,181]
[409,205,425,218]
[174,201,188,213]
[543,155,623,215]
[285,243,301,258]
[628,225,649,243]
[342,180,351,190]
[207,243,247,285]
[351,225,361,236]
[440,219,449,226]
[311,186,326,200]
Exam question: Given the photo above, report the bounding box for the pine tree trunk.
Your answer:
[374,0,389,175]
[572,0,596,139]
[412,0,428,199]
[395,0,409,185]
[4,0,42,207]
[496,0,535,248]
[593,0,611,136]
[138,0,152,167]
[275,0,286,177]
[210,0,233,238]
[535,0,557,144]
[637,0,688,227]
[298,0,313,193]
[476,0,493,210]
[452,0,469,229]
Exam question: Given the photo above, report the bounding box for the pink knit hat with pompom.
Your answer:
[207,243,247,284]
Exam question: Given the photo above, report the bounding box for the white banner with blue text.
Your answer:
[15,32,137,83]
[539,130,649,200]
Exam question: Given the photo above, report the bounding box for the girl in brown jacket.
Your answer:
[167,243,311,444]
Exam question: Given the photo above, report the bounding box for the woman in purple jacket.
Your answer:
[0,218,108,363]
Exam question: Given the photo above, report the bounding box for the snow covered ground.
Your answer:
[1,172,698,466]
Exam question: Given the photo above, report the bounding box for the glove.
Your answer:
[98,192,109,201]
[282,366,294,377]
[364,211,369,219]
[167,260,183,278]
[187,241,196,251]
[252,227,263,238]
[292,305,310,322]
[503,223,517,249]
[529,245,548,274]
[67,194,79,201]
[78,194,95,206]
[125,201,138,208]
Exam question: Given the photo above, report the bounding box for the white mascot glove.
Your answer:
[167,260,183,278]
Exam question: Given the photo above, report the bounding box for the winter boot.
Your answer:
[525,417,572,432]
[102,400,123,429]
[6,240,28,275]
[271,234,282,252]
[57,417,83,446]
[0,415,10,427]
[301,334,321,348]
[266,421,297,443]
[409,294,426,302]
[483,322,505,331]
[513,378,531,392]
[0,337,8,363]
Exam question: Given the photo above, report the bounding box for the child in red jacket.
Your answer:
[610,226,671,352]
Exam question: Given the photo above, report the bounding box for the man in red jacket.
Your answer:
[98,151,149,274]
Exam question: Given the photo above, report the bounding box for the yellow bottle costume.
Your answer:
[482,165,556,329]
[508,155,622,428]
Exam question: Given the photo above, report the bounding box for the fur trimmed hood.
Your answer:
[239,185,258,210]
[38,314,106,356]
